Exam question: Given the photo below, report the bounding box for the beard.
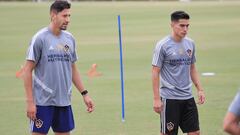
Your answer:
[60,23,68,30]
[60,26,67,30]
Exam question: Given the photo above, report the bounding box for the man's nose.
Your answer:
[183,26,188,32]
[66,17,70,23]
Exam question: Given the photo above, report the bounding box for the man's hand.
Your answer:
[153,99,163,114]
[197,90,205,105]
[83,95,94,113]
[26,101,36,121]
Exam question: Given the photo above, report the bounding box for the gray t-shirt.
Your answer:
[228,91,240,117]
[152,35,196,100]
[26,27,77,106]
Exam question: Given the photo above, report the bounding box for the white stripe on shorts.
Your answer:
[29,119,34,133]
[160,98,166,134]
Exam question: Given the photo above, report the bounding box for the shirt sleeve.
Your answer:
[71,37,78,63]
[26,35,42,64]
[228,91,240,117]
[152,43,164,68]
[191,42,196,64]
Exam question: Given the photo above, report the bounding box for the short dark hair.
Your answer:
[171,11,190,22]
[50,0,71,13]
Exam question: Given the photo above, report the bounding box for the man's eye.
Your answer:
[180,24,189,27]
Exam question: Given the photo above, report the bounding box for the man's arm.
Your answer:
[152,66,163,114]
[23,60,36,120]
[72,63,94,113]
[223,112,240,135]
[190,64,205,104]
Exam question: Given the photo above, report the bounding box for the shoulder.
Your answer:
[155,36,171,50]
[184,36,195,44]
[230,91,240,108]
[234,91,240,102]
[30,27,49,46]
[32,27,49,40]
[228,91,240,115]
[62,30,75,39]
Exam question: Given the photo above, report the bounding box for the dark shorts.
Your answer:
[30,105,75,134]
[160,98,199,135]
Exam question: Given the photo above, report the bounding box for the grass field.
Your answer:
[0,1,240,135]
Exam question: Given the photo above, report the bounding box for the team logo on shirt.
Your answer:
[167,122,174,131]
[49,46,54,50]
[186,49,192,57]
[35,119,43,128]
[64,44,70,52]
[172,52,177,56]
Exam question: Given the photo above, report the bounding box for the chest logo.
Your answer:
[64,44,70,52]
[186,49,192,57]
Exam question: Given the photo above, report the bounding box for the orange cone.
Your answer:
[16,66,24,79]
[87,63,102,78]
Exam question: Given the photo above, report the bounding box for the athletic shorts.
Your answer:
[160,98,199,135]
[30,105,75,134]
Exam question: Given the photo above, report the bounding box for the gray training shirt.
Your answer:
[152,35,196,100]
[26,27,77,106]
[228,91,240,117]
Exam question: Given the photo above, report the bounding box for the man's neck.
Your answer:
[49,23,61,36]
[171,33,182,43]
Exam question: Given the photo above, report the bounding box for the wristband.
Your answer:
[81,90,88,96]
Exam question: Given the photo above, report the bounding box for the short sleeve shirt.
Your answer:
[152,35,196,100]
[228,91,240,117]
[26,27,77,106]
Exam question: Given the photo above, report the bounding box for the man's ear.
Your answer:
[50,11,57,21]
[170,22,174,28]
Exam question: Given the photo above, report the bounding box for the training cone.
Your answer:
[87,63,102,78]
[16,67,24,79]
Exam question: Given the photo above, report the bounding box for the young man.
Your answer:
[152,11,205,135]
[223,91,240,135]
[23,1,94,135]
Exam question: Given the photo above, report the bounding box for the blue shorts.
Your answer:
[30,105,75,134]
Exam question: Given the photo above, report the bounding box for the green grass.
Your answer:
[0,1,240,135]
